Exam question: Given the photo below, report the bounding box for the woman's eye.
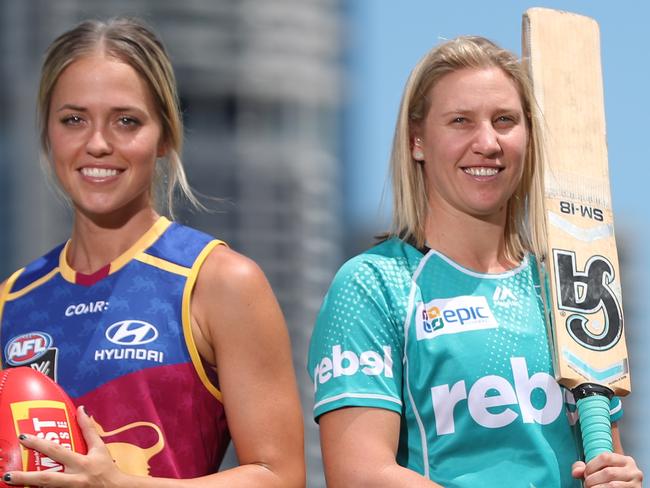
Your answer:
[118,116,140,127]
[61,115,83,125]
[451,116,467,124]
[495,115,517,126]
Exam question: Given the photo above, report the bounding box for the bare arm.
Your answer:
[192,246,305,487]
[6,247,305,488]
[320,407,442,488]
[612,422,624,454]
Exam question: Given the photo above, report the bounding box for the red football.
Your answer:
[0,367,86,486]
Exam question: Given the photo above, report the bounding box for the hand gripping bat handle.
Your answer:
[573,384,614,462]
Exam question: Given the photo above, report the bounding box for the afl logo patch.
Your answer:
[4,332,53,366]
[106,320,159,346]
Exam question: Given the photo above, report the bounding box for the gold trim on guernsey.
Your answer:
[134,254,191,277]
[4,267,58,301]
[58,216,173,283]
[0,216,226,403]
[0,268,24,369]
[182,239,226,402]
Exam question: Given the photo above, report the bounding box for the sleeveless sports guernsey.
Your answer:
[308,238,622,488]
[0,217,230,478]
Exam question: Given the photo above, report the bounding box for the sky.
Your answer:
[346,0,649,471]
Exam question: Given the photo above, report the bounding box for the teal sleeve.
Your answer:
[609,396,623,423]
[307,255,408,421]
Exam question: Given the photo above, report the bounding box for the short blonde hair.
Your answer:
[38,17,200,216]
[389,36,546,261]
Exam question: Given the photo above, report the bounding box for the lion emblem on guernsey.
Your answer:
[92,418,165,476]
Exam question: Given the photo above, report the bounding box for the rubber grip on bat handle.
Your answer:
[574,384,614,462]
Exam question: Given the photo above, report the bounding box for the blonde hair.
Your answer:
[389,36,546,261]
[38,17,201,216]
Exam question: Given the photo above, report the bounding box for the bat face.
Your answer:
[554,250,622,352]
[523,8,630,396]
[550,240,627,390]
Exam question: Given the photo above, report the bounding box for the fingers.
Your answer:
[2,407,91,486]
[572,460,586,479]
[2,433,80,487]
[2,411,123,487]
[18,432,79,466]
[76,405,104,451]
[2,469,78,487]
[582,452,644,488]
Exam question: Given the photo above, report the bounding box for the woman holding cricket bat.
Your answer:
[0,17,304,487]
[307,36,642,487]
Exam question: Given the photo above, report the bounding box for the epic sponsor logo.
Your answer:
[415,296,497,340]
[95,320,163,363]
[431,357,564,435]
[5,332,53,366]
[65,300,109,317]
[313,345,393,392]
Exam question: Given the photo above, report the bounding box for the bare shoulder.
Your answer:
[197,244,271,296]
[191,245,282,346]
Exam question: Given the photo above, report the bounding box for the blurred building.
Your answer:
[0,1,343,485]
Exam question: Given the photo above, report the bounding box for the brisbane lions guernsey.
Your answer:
[308,238,622,488]
[0,217,230,478]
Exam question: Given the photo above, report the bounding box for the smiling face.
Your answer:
[47,53,166,221]
[413,67,528,224]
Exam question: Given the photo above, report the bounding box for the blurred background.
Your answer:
[0,0,646,485]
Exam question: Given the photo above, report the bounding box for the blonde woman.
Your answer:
[0,18,304,487]
[308,36,642,487]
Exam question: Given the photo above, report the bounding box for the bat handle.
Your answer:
[573,383,614,462]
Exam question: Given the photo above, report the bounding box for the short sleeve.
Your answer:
[307,255,410,421]
[609,396,623,423]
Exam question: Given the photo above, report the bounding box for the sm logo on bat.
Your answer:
[553,250,623,351]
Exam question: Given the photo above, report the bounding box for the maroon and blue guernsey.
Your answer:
[0,217,230,478]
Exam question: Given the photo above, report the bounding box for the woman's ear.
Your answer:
[157,140,169,158]
[411,133,425,162]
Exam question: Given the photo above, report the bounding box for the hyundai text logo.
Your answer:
[106,320,159,346]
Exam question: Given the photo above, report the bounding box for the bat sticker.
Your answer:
[553,249,623,351]
[562,349,629,384]
[548,212,613,242]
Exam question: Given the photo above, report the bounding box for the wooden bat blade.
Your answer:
[522,7,631,461]
[523,7,630,396]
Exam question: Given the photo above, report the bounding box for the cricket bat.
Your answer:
[522,8,631,462]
